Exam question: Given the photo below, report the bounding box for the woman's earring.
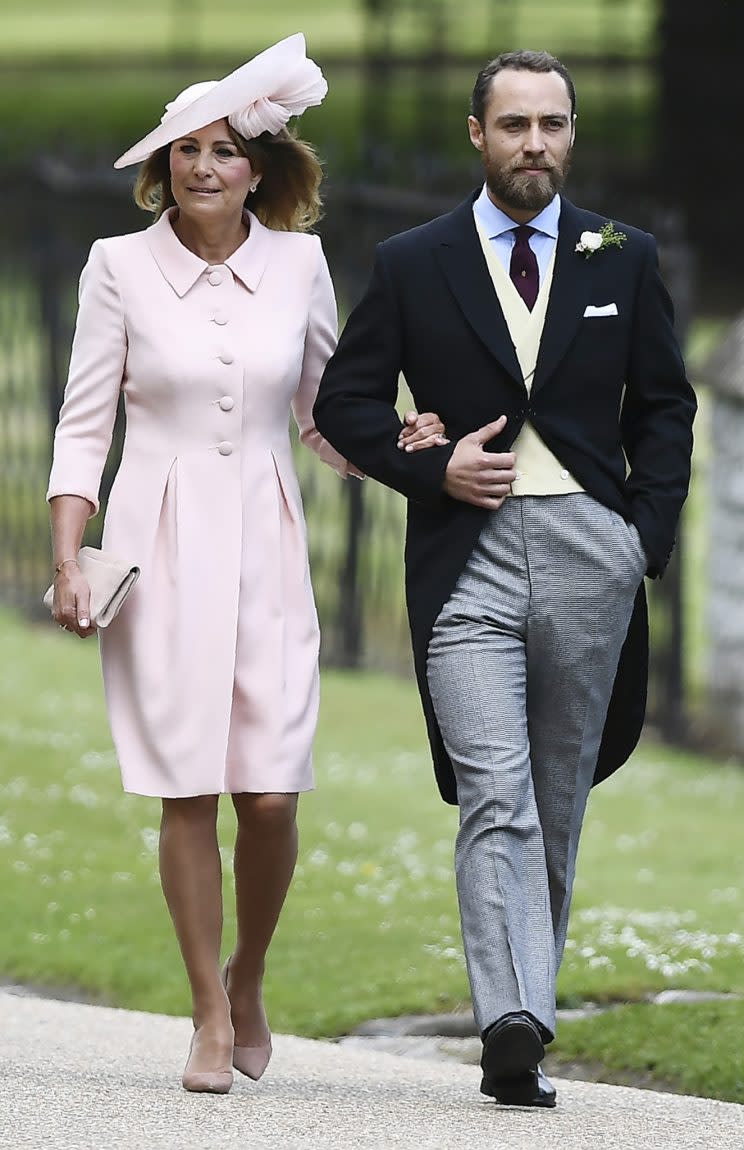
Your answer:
[249,182,258,193]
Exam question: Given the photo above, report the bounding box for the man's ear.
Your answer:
[467,114,485,153]
[570,113,577,148]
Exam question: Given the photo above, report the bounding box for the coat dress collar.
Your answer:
[145,206,271,296]
[433,191,597,395]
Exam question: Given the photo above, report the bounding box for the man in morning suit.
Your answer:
[313,50,696,1108]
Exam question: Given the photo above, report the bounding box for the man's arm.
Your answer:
[313,243,457,506]
[622,234,697,577]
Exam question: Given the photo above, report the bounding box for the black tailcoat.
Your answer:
[314,194,696,804]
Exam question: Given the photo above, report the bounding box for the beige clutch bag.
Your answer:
[43,546,140,628]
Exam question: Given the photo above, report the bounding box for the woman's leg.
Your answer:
[159,795,233,1084]
[227,793,299,1048]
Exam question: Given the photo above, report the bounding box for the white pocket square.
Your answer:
[584,303,618,317]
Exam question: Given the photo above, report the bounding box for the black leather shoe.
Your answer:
[480,1013,544,1085]
[480,1012,554,1107]
[482,1064,557,1108]
[536,1066,557,1106]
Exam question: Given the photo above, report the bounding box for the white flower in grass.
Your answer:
[711,887,739,903]
[69,785,100,808]
[139,827,159,853]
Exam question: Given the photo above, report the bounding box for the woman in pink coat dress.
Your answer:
[47,35,446,1095]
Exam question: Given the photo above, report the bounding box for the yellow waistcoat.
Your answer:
[474,217,584,496]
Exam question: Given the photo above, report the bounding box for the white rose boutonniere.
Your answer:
[576,221,627,258]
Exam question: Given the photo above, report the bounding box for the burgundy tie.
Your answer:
[509,225,539,310]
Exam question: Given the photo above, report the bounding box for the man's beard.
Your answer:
[485,150,571,213]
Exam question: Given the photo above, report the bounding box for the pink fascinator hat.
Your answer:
[114,33,327,169]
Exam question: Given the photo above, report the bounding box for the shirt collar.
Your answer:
[473,184,561,240]
[146,207,271,296]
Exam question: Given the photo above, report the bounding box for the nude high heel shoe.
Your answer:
[181,1029,234,1094]
[222,956,273,1081]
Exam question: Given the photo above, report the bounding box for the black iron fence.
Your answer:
[0,162,693,733]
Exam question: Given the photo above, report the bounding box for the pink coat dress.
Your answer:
[47,208,349,797]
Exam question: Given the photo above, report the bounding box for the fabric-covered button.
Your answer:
[212,313,228,326]
[560,468,569,479]
[208,270,223,286]
[219,396,234,412]
[217,441,233,456]
[219,352,234,365]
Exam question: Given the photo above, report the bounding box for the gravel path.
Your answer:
[1,990,743,1149]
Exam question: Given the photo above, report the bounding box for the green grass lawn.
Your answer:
[0,1,658,165]
[1,606,743,1100]
[553,1000,744,1104]
[1,0,655,61]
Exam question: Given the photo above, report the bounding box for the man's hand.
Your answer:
[443,416,517,509]
[397,410,449,453]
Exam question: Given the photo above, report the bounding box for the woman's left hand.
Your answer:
[397,410,449,453]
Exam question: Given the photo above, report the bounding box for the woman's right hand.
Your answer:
[52,562,97,638]
[397,410,449,452]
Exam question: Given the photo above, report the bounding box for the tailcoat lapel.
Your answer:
[433,196,524,388]
[531,197,595,394]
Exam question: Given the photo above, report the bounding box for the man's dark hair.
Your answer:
[471,49,577,125]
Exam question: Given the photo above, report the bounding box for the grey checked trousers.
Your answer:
[426,494,647,1038]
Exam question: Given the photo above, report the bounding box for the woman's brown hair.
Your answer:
[133,125,323,232]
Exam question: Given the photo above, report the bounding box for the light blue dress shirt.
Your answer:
[472,184,561,288]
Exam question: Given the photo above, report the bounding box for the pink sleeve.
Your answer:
[46,240,127,515]
[292,239,351,478]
